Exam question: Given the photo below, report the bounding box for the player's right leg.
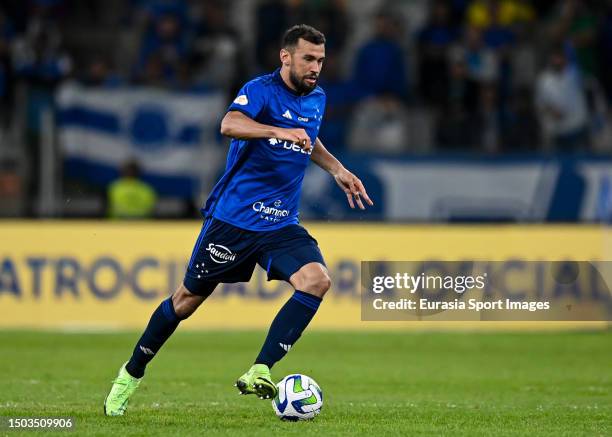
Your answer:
[104,283,215,416]
[105,217,259,411]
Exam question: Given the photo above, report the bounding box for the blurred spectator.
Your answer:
[191,0,241,92]
[451,26,499,85]
[12,20,71,86]
[467,0,535,29]
[107,160,157,219]
[348,94,410,154]
[469,2,517,51]
[11,18,71,138]
[79,57,122,88]
[417,0,459,107]
[317,53,359,150]
[135,11,189,86]
[547,0,598,77]
[352,9,408,100]
[448,46,481,109]
[435,51,481,149]
[466,0,536,93]
[535,45,589,151]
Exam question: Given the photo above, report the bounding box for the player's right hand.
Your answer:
[276,128,312,152]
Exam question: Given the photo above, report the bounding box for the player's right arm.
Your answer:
[220,111,312,151]
[220,78,312,150]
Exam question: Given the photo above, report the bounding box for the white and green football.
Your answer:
[272,374,323,421]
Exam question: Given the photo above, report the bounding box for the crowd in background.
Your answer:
[1,0,612,152]
[0,0,612,217]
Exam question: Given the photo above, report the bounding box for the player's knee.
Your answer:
[291,263,331,298]
[315,273,332,297]
[172,298,201,319]
[298,271,331,298]
[171,285,205,319]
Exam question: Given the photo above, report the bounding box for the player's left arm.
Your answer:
[311,137,374,210]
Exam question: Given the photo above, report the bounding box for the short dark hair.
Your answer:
[282,24,326,50]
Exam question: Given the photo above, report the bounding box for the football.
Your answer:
[272,374,323,421]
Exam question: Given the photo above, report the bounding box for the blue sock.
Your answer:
[125,297,181,378]
[255,290,322,368]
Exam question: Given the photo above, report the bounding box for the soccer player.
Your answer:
[104,24,373,416]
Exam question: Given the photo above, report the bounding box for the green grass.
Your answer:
[0,330,610,436]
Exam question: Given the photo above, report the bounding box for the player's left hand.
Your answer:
[333,168,374,210]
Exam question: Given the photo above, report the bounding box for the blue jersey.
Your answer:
[202,69,326,231]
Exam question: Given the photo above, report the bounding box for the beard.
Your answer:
[289,69,318,94]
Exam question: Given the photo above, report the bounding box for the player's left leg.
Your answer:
[253,262,330,368]
[236,263,330,399]
[235,224,328,399]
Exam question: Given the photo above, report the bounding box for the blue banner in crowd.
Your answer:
[57,84,226,197]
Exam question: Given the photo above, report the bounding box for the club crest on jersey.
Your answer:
[267,138,312,155]
[206,243,237,264]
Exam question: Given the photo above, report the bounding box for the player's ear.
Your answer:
[280,48,291,67]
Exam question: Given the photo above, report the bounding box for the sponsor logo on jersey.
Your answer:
[267,138,312,155]
[298,116,309,122]
[253,200,290,222]
[233,95,248,105]
[206,243,237,264]
[282,109,293,120]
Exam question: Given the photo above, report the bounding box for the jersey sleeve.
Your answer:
[227,79,267,119]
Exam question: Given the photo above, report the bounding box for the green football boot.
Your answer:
[104,362,142,416]
[235,364,278,399]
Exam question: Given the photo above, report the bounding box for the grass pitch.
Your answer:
[0,330,610,436]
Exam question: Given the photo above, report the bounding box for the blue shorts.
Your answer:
[183,218,325,296]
